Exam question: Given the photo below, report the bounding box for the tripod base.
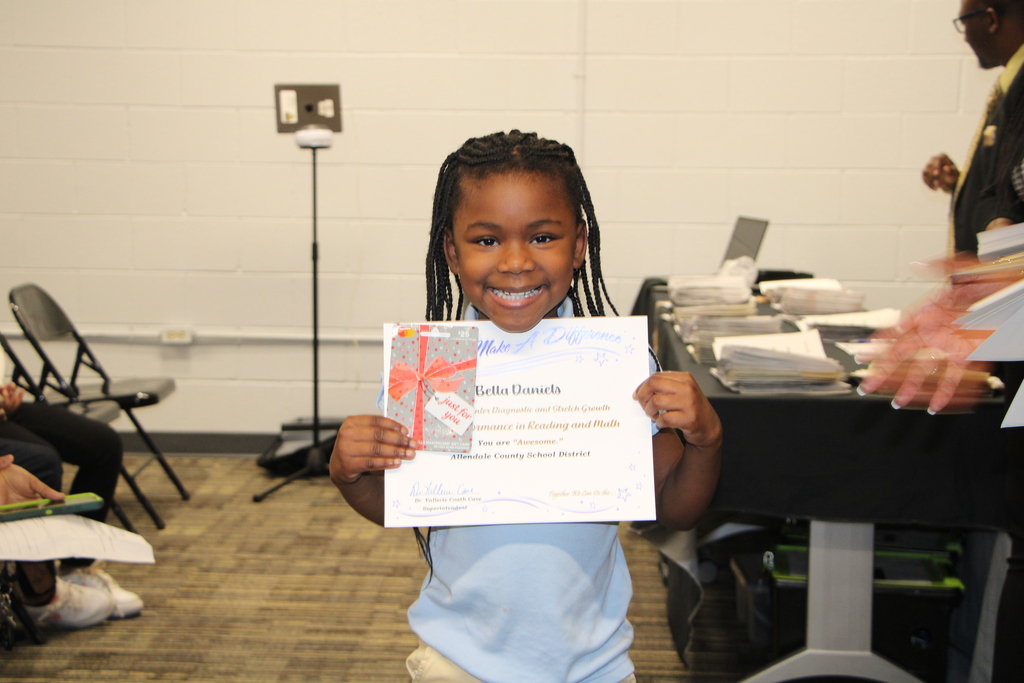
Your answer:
[253,418,343,502]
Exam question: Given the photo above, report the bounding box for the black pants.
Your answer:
[0,402,122,523]
[993,363,1024,682]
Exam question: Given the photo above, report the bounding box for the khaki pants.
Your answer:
[406,641,637,683]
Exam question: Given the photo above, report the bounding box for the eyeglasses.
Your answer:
[953,7,999,33]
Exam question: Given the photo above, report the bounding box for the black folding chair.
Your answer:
[0,328,144,532]
[9,284,190,529]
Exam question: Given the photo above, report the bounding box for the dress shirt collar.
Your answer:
[1000,42,1024,93]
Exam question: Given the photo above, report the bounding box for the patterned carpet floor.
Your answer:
[1,454,747,682]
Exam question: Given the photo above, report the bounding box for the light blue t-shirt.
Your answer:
[406,300,657,683]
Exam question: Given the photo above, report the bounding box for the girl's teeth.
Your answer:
[493,287,540,301]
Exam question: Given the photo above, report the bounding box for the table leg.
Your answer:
[739,520,924,683]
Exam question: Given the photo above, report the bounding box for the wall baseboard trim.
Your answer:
[120,432,277,455]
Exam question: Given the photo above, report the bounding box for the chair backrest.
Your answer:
[8,284,76,342]
[9,284,112,398]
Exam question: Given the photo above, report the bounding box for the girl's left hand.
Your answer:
[633,371,722,450]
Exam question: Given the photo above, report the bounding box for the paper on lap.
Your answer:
[0,515,154,563]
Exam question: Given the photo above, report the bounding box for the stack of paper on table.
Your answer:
[668,275,751,306]
[961,278,1024,428]
[674,315,784,364]
[673,300,759,318]
[709,329,849,394]
[795,308,902,342]
[669,275,757,317]
[759,278,865,315]
[778,288,864,315]
[978,221,1024,262]
[759,278,843,297]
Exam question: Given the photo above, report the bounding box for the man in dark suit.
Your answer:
[907,5,1024,681]
[923,0,1024,254]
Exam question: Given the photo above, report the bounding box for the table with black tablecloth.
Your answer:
[638,281,1008,682]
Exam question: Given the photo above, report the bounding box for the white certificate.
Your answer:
[383,316,656,527]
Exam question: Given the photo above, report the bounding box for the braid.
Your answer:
[579,178,618,316]
[425,152,462,321]
[425,129,617,321]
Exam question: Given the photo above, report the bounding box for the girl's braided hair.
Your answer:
[416,130,618,573]
[425,129,617,322]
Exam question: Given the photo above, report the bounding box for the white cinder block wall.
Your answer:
[0,0,993,435]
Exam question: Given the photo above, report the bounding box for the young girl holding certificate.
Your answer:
[330,130,722,683]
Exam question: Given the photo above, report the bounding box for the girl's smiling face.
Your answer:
[444,172,586,334]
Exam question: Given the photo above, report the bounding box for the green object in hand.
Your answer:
[0,492,104,523]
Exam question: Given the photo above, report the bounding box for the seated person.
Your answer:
[0,452,115,628]
[0,382,143,621]
[0,383,121,524]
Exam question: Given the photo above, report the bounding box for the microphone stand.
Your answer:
[254,128,340,502]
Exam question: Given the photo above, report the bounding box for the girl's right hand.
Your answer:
[329,415,418,487]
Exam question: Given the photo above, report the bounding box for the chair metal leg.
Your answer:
[120,464,165,530]
[1,564,20,650]
[1,563,45,648]
[109,497,137,534]
[10,595,44,646]
[125,408,190,501]
[0,619,11,650]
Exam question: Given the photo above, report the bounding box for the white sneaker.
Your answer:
[22,577,115,629]
[61,565,143,619]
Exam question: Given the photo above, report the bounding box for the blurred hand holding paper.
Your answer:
[864,350,993,413]
[383,317,655,527]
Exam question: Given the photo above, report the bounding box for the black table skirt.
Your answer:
[645,281,1008,531]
